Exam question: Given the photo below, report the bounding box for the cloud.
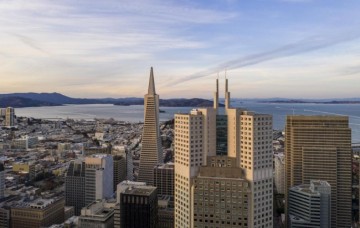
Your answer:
[169,31,360,85]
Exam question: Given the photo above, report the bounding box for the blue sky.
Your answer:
[0,0,360,98]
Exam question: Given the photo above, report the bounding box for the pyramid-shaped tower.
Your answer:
[138,67,163,186]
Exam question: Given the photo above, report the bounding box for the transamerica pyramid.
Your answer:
[138,67,163,186]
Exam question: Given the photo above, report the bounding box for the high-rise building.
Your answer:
[65,159,86,215]
[174,79,273,228]
[117,181,158,228]
[5,107,14,127]
[138,67,163,186]
[85,154,114,206]
[274,153,285,194]
[113,155,126,192]
[288,180,331,228]
[285,115,352,228]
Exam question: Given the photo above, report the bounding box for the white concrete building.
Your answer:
[85,154,114,205]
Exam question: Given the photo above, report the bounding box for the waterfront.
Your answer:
[16,101,360,143]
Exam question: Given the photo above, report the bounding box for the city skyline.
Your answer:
[1,0,360,98]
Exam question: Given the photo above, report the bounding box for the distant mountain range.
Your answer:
[0,92,221,108]
[1,93,359,108]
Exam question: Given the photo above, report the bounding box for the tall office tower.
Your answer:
[113,155,126,192]
[174,108,215,228]
[174,79,273,228]
[85,154,114,205]
[138,67,163,186]
[193,156,251,227]
[117,181,158,228]
[5,107,14,127]
[239,111,273,228]
[65,159,86,215]
[274,153,285,194]
[0,163,4,199]
[288,180,331,228]
[285,115,352,228]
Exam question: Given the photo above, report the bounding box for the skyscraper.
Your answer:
[285,115,352,228]
[65,159,86,215]
[117,181,158,228]
[138,67,163,186]
[5,107,14,127]
[113,155,126,192]
[174,79,273,228]
[85,154,114,206]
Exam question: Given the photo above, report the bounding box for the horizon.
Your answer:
[2,91,360,100]
[1,1,360,98]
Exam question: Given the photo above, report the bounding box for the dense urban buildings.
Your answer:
[138,67,163,186]
[285,115,352,227]
[154,162,174,199]
[174,79,273,228]
[288,180,331,228]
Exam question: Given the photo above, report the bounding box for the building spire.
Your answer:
[148,67,156,95]
[213,75,219,112]
[225,70,230,110]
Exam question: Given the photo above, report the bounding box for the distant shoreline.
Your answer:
[260,100,360,104]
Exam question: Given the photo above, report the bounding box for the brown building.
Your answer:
[10,197,65,228]
[285,115,352,228]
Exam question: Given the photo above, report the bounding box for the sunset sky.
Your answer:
[1,0,360,98]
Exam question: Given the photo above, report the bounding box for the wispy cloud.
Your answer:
[169,31,360,85]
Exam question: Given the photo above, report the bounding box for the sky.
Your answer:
[1,0,360,99]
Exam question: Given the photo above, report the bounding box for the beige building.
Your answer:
[193,156,250,228]
[174,79,273,228]
[285,115,352,228]
[12,162,36,179]
[10,197,65,228]
[5,107,14,127]
[138,67,163,186]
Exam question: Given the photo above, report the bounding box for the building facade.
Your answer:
[5,107,14,127]
[85,154,114,206]
[118,183,158,228]
[113,155,126,192]
[65,159,86,215]
[10,197,65,228]
[78,199,114,228]
[288,180,331,228]
[285,115,352,228]
[138,67,163,186]
[274,153,285,194]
